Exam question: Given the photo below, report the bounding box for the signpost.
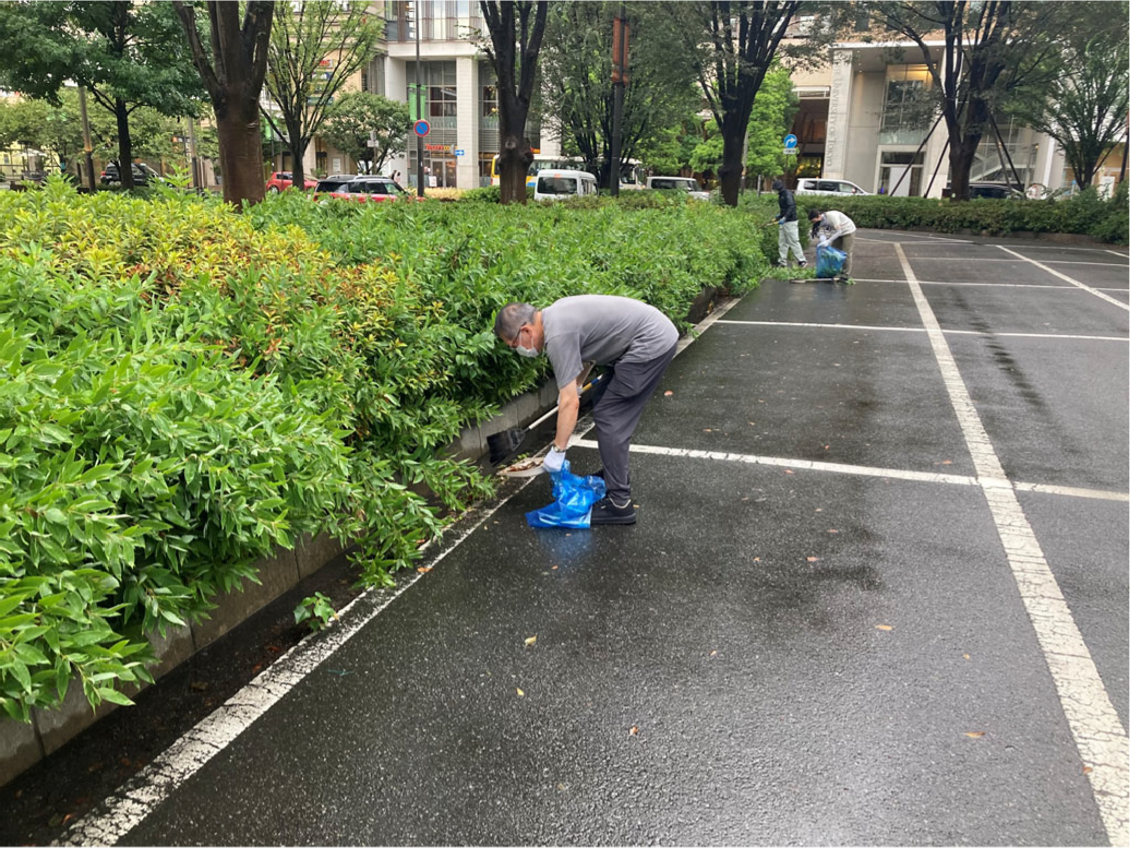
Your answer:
[783,133,798,155]
[414,120,431,137]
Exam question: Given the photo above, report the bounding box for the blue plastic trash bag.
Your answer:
[815,244,847,278]
[526,461,606,529]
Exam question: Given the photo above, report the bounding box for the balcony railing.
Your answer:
[386,14,481,43]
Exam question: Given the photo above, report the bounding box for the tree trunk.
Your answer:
[216,103,267,207]
[719,124,745,207]
[288,121,307,190]
[115,99,135,190]
[498,133,532,204]
[948,136,977,201]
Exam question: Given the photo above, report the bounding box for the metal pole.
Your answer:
[186,116,200,191]
[415,0,424,197]
[924,136,950,197]
[988,113,1024,191]
[609,4,627,196]
[78,85,96,192]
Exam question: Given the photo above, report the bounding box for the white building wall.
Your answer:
[845,70,883,190]
[823,51,854,179]
[384,56,409,180]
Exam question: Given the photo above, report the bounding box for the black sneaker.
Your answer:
[590,496,636,526]
[798,260,808,268]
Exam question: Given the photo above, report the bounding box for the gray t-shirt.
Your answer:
[541,295,679,389]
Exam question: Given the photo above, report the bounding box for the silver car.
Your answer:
[795,178,870,197]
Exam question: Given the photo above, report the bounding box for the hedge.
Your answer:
[739,182,1129,245]
[0,178,770,719]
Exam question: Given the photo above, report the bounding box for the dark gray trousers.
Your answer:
[592,342,678,504]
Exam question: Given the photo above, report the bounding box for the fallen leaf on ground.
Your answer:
[251,663,263,674]
[1083,766,1093,774]
[963,654,971,661]
[551,565,558,570]
[875,624,893,631]
[190,681,208,691]
[516,688,525,697]
[416,566,432,573]
[753,557,761,562]
[629,726,639,736]
[964,731,985,738]
[806,556,819,562]
[664,391,673,396]
[524,635,537,646]
[785,469,794,475]
[87,762,103,773]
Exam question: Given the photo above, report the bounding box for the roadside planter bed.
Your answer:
[0,179,770,760]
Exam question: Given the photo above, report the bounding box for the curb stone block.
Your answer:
[33,681,119,756]
[191,547,301,651]
[149,624,196,681]
[295,532,347,580]
[0,718,42,787]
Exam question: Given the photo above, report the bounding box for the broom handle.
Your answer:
[526,374,602,431]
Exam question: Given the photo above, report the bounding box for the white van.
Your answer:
[534,169,598,201]
[646,175,710,200]
[795,178,870,197]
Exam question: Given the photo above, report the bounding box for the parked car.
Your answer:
[322,176,413,202]
[100,161,164,186]
[534,169,599,201]
[312,174,358,198]
[646,175,710,200]
[265,171,317,192]
[942,182,1026,199]
[794,178,871,197]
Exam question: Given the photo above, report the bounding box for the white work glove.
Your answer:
[817,237,830,249]
[543,446,567,474]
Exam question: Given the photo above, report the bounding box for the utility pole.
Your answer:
[415,0,424,197]
[78,85,96,192]
[609,3,629,197]
[186,115,200,191]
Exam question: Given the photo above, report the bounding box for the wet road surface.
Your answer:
[48,231,1130,845]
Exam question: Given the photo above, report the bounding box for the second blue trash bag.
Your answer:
[526,461,606,529]
[815,244,847,278]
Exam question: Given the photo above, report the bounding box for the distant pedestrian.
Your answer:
[771,178,806,269]
[808,208,857,278]
[494,295,678,525]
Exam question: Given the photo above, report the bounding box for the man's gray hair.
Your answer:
[494,302,537,341]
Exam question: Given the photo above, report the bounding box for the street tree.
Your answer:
[479,1,549,204]
[635,116,708,178]
[743,66,799,185]
[671,1,835,207]
[869,1,1066,201]
[0,1,204,189]
[261,1,382,192]
[538,2,700,187]
[321,92,410,176]
[1008,8,1129,192]
[172,1,275,207]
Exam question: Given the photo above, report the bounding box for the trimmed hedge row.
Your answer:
[740,183,1129,245]
[0,179,770,719]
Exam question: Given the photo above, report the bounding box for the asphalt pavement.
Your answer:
[52,230,1130,846]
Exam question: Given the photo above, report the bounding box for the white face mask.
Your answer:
[516,344,539,358]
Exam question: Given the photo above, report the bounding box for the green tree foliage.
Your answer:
[670,1,834,206]
[1008,5,1129,191]
[744,67,800,183]
[0,1,204,189]
[538,2,700,187]
[869,1,1068,201]
[321,92,410,176]
[261,1,383,193]
[635,116,707,177]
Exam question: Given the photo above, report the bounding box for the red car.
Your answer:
[265,171,317,192]
[315,176,415,202]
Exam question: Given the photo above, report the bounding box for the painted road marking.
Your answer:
[716,319,1129,343]
[849,282,1071,291]
[998,246,1130,312]
[1107,250,1130,259]
[58,278,736,847]
[897,242,1129,847]
[569,439,1128,503]
[895,255,1128,267]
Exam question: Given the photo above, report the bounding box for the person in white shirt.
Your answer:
[808,209,857,278]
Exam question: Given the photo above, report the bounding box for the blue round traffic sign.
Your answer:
[414,120,431,137]
[783,134,798,149]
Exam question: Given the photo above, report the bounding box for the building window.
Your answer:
[881,65,934,134]
[481,85,498,119]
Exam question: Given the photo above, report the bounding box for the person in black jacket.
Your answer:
[772,178,806,269]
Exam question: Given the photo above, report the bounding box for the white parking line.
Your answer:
[716,319,1129,343]
[854,278,1125,291]
[998,246,1130,312]
[570,439,1129,504]
[903,256,1129,267]
[1107,250,1129,259]
[896,242,1129,847]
